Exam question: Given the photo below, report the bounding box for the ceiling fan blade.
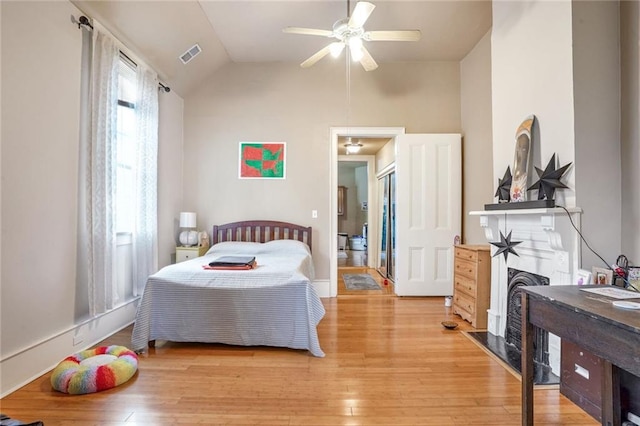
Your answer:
[364,30,422,42]
[359,46,378,72]
[283,27,334,37]
[300,44,333,68]
[348,1,375,28]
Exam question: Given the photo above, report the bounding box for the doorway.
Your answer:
[337,160,368,268]
[330,127,405,298]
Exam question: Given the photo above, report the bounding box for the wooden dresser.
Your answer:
[452,245,491,329]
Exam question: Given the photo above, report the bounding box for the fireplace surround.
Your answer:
[470,207,582,375]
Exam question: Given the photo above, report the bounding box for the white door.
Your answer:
[395,134,461,296]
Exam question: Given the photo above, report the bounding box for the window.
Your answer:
[116,53,137,233]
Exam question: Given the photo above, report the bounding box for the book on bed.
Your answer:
[207,256,256,270]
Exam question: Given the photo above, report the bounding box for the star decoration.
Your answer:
[527,154,572,200]
[490,230,522,261]
[494,166,512,202]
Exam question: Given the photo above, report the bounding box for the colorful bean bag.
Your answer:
[51,345,138,394]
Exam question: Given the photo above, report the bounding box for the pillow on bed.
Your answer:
[261,239,311,255]
[206,241,262,256]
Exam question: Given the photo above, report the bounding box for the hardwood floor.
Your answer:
[1,297,597,425]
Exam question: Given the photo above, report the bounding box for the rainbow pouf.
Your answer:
[51,345,138,394]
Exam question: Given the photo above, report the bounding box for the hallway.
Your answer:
[337,249,394,296]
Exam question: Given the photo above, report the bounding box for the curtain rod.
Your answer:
[74,15,171,93]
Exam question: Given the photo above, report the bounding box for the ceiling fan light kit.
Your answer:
[283,1,421,72]
[330,42,345,58]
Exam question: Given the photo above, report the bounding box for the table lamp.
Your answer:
[179,212,198,246]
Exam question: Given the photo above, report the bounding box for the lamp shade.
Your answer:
[179,212,197,228]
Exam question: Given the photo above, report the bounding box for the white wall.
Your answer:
[620,0,640,265]
[183,61,461,280]
[460,30,493,244]
[158,92,185,267]
[492,1,576,208]
[571,0,621,269]
[2,0,83,360]
[375,139,395,173]
[0,1,184,396]
[491,0,625,271]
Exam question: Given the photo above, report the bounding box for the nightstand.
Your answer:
[175,245,208,263]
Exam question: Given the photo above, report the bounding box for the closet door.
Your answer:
[376,171,396,281]
[377,177,389,277]
[395,134,461,296]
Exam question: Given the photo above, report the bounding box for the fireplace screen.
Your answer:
[505,268,550,368]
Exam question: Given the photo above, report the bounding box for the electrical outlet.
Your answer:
[73,335,84,346]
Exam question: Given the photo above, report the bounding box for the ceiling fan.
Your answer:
[283,0,421,72]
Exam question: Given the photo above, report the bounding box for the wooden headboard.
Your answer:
[212,220,312,253]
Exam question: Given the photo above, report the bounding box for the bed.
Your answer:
[131,220,325,357]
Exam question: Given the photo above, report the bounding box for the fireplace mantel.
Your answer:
[469,207,583,375]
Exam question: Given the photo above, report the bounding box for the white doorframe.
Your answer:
[330,127,405,297]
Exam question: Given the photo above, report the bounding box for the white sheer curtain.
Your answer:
[87,28,120,316]
[132,65,159,296]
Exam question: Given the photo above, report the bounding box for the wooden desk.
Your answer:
[521,285,640,426]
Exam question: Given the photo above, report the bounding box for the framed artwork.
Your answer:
[575,269,592,286]
[591,267,613,285]
[239,142,286,179]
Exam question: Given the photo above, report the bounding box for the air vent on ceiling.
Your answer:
[179,43,201,64]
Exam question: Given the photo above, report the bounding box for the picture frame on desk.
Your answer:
[575,269,592,286]
[591,267,613,285]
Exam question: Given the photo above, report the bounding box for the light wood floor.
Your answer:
[1,297,596,425]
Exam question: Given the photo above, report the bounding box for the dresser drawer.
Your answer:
[454,258,477,280]
[454,275,477,298]
[453,303,473,323]
[455,247,478,263]
[453,291,475,315]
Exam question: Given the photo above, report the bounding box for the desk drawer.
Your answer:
[560,340,602,407]
[454,258,477,280]
[454,275,476,298]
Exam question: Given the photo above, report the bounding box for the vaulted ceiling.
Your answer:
[71,1,492,97]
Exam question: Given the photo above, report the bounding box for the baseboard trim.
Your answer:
[0,299,138,397]
[313,279,331,298]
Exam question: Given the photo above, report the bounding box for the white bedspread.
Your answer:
[131,240,325,357]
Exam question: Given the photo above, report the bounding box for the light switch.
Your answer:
[312,210,318,218]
